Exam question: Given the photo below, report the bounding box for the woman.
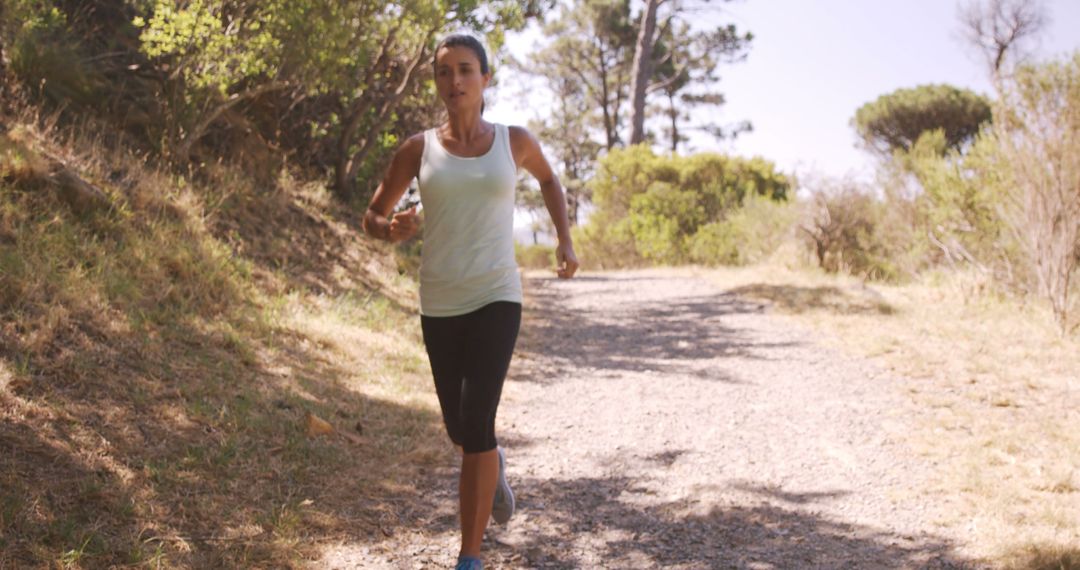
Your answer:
[362,33,578,570]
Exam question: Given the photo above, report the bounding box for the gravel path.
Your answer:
[314,269,979,569]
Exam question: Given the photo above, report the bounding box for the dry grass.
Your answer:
[700,261,1080,569]
[0,117,451,567]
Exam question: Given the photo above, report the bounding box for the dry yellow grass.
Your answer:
[700,262,1080,568]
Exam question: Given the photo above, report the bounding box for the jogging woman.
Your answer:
[362,34,578,570]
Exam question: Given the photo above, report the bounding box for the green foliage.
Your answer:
[2,0,104,106]
[515,243,555,269]
[686,221,740,266]
[579,145,791,267]
[901,129,1013,273]
[571,211,641,269]
[688,193,798,267]
[135,0,282,94]
[629,182,704,262]
[853,83,992,156]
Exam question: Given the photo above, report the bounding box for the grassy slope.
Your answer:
[0,121,449,568]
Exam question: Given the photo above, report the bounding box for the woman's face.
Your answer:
[434,46,490,112]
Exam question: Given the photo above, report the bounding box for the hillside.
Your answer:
[0,116,449,567]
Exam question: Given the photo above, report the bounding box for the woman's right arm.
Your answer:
[363,133,424,242]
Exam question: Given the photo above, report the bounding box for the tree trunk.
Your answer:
[629,0,661,145]
[598,48,616,150]
[668,90,678,152]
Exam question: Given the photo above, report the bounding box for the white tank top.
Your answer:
[417,123,522,317]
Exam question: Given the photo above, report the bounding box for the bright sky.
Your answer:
[487,0,1080,182]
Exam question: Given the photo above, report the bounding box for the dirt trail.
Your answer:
[314,269,978,569]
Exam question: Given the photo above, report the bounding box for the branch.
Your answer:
[176,80,292,160]
[646,63,688,94]
[346,30,437,183]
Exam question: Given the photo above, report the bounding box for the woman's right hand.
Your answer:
[388,206,421,242]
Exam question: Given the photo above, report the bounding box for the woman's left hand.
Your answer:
[555,241,579,279]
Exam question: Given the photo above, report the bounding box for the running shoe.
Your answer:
[491,446,515,524]
[455,556,483,570]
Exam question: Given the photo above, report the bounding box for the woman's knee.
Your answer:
[460,419,497,454]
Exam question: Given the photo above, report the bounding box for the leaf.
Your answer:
[304,411,336,437]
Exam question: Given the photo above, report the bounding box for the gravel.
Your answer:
[312,269,983,569]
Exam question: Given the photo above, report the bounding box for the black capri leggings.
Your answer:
[420,301,522,454]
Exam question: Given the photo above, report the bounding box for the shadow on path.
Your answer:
[516,276,800,384]
[490,475,975,569]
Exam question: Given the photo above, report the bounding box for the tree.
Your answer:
[652,18,751,152]
[519,0,637,151]
[133,0,536,199]
[958,0,1047,77]
[627,0,750,145]
[853,84,992,157]
[527,80,601,225]
[514,0,632,216]
[627,0,661,145]
[986,53,1080,333]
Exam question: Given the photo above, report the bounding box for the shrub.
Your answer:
[689,193,798,266]
[687,221,740,266]
[515,243,555,270]
[571,213,641,270]
[799,181,899,281]
[580,146,792,265]
[629,182,704,263]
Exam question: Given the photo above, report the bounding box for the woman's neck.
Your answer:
[443,109,489,142]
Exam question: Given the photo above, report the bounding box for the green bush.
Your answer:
[629,182,704,263]
[580,145,792,266]
[515,243,555,270]
[571,213,641,270]
[689,194,798,266]
[687,221,740,266]
[4,1,105,107]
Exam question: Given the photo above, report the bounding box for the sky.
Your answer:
[487,0,1080,183]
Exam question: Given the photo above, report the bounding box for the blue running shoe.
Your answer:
[455,555,483,570]
[491,446,515,524]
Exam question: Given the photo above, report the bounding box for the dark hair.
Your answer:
[433,34,490,75]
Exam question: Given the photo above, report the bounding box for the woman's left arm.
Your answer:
[510,126,579,279]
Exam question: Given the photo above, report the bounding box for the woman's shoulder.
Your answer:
[396,131,428,159]
[505,124,533,139]
[505,125,539,152]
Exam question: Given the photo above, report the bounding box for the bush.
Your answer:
[899,129,1014,279]
[515,242,555,270]
[629,182,704,263]
[687,221,740,266]
[689,194,798,266]
[799,181,899,281]
[571,213,641,270]
[4,0,106,108]
[579,146,792,266]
